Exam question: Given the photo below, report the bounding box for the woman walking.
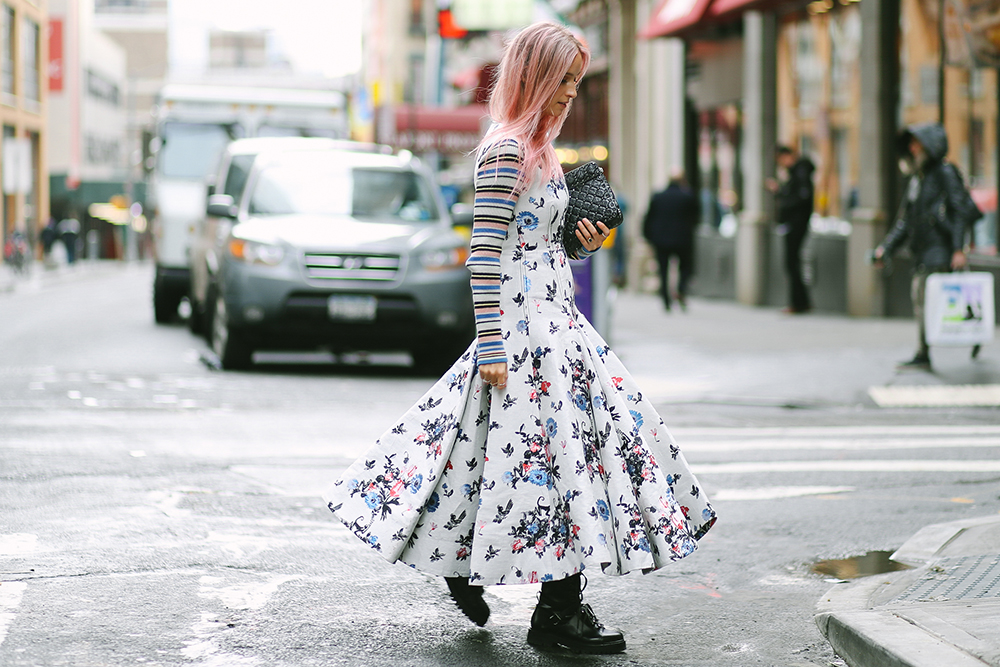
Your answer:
[324,22,716,655]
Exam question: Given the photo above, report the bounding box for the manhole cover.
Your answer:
[891,555,1000,603]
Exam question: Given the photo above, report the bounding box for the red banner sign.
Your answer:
[48,18,63,92]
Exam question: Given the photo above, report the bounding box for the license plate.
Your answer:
[327,295,377,321]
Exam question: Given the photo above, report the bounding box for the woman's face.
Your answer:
[545,52,583,117]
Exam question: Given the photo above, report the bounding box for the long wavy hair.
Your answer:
[477,22,590,189]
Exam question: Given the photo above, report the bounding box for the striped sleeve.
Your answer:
[465,138,523,368]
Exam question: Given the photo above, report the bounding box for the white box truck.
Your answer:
[149,83,347,322]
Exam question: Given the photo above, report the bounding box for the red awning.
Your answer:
[638,0,715,39]
[394,104,488,133]
[706,0,764,19]
[390,104,489,153]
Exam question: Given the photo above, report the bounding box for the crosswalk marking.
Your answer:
[693,459,1000,474]
[678,437,1000,453]
[0,582,26,647]
[869,384,1000,407]
[712,486,854,501]
[673,425,1000,438]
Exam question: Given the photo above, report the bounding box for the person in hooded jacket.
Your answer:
[768,145,815,314]
[873,122,976,370]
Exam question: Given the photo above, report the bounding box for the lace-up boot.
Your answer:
[445,577,490,626]
[527,574,626,654]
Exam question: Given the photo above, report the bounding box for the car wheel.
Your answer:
[187,290,204,335]
[202,284,217,343]
[412,339,466,376]
[211,293,253,370]
[153,282,179,324]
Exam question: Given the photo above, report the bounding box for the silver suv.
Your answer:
[201,143,474,370]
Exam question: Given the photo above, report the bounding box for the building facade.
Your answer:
[0,0,47,265]
[48,0,128,231]
[623,0,1000,319]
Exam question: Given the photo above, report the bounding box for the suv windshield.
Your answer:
[158,122,242,180]
[248,153,439,221]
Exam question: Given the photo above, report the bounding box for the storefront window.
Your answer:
[900,0,998,254]
[1,5,14,99]
[777,6,861,221]
[22,18,38,103]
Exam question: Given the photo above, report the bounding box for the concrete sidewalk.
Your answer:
[816,516,1000,667]
[0,259,140,295]
[610,291,1000,412]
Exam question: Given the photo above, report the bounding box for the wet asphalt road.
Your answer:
[2,262,999,667]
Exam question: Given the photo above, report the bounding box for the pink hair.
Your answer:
[477,22,590,189]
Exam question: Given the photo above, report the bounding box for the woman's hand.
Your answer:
[575,218,611,253]
[479,362,508,390]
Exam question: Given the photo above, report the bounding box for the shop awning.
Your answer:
[390,104,490,153]
[638,0,715,38]
[706,0,766,19]
[640,0,785,39]
[394,104,488,133]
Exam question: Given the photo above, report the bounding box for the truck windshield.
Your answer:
[248,154,440,222]
[158,123,241,180]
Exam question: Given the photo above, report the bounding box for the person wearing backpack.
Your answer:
[873,122,982,370]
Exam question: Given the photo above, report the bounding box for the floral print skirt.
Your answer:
[323,308,716,586]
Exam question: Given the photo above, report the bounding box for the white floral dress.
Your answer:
[324,137,716,586]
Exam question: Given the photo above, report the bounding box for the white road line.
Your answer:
[678,437,1000,453]
[692,460,1000,474]
[0,534,37,556]
[712,486,854,501]
[672,425,1000,438]
[182,574,302,666]
[0,582,26,647]
[197,574,302,611]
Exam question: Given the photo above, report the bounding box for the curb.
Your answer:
[815,516,1000,667]
[816,609,990,667]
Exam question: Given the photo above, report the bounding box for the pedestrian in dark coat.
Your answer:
[873,122,979,370]
[643,171,698,311]
[768,146,815,313]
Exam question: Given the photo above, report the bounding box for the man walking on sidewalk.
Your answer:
[643,170,699,311]
[873,122,979,370]
[767,145,815,314]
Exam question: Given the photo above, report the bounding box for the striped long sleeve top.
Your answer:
[465,138,524,368]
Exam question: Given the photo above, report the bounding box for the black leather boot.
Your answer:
[527,575,626,654]
[445,577,490,627]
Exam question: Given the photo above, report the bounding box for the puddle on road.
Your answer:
[812,551,911,579]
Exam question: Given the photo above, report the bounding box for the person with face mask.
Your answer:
[873,122,979,370]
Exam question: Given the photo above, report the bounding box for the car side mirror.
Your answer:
[206,194,238,219]
[450,203,473,229]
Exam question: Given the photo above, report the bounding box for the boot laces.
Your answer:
[579,603,604,630]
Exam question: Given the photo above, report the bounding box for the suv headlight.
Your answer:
[420,246,469,271]
[228,239,285,266]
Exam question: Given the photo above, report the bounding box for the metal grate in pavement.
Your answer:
[868,385,1000,407]
[891,555,1000,603]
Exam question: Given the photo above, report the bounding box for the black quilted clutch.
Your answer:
[562,161,623,259]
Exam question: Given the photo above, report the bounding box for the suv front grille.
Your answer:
[304,253,401,281]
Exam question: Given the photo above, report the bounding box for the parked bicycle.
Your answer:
[3,231,31,276]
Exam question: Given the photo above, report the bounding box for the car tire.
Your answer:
[211,293,253,370]
[412,337,469,376]
[153,283,180,324]
[187,290,204,336]
[202,284,218,343]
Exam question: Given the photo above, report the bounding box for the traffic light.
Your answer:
[438,9,468,39]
